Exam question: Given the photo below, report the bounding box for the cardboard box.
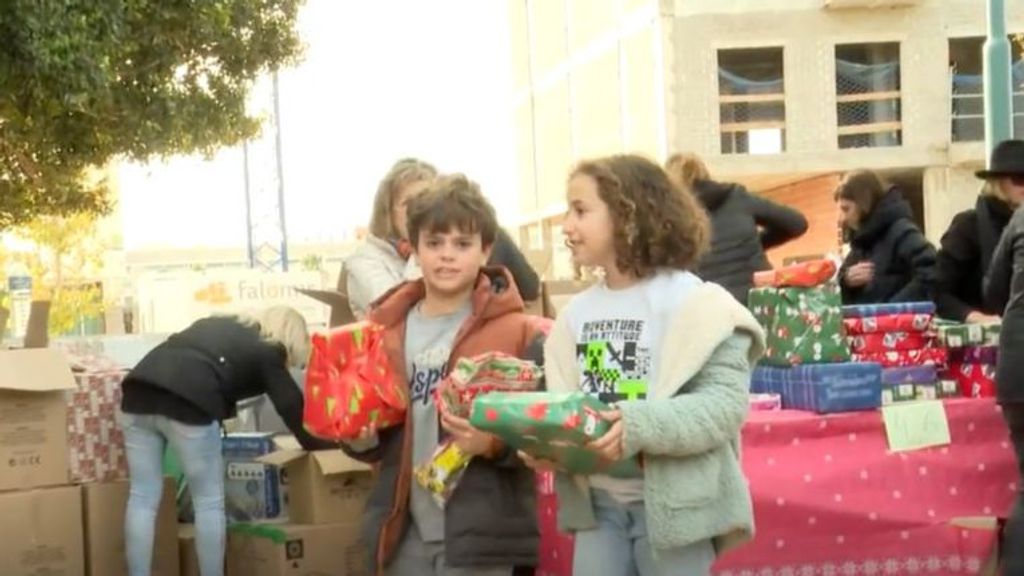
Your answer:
[0,485,84,576]
[178,525,201,576]
[227,522,367,576]
[223,433,286,523]
[258,449,372,525]
[0,348,76,491]
[83,478,179,576]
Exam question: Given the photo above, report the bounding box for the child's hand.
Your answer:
[587,410,625,462]
[441,411,499,457]
[518,451,560,472]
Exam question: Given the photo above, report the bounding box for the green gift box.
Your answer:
[934,321,1001,348]
[470,391,641,477]
[881,383,916,405]
[937,379,961,399]
[748,283,851,366]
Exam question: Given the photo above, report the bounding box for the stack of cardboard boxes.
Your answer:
[0,348,178,576]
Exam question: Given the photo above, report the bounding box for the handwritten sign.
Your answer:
[882,400,951,453]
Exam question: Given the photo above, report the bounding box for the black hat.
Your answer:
[976,139,1024,179]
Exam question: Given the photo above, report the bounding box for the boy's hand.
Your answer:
[518,451,560,472]
[440,411,499,457]
[587,410,625,462]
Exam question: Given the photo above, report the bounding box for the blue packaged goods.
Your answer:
[842,302,936,318]
[751,362,883,414]
[222,433,286,523]
[881,365,937,385]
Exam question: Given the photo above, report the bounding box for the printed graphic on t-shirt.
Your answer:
[576,318,651,404]
[409,346,450,406]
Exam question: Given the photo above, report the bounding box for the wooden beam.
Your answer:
[837,121,903,136]
[836,90,901,103]
[719,93,786,104]
[720,120,786,133]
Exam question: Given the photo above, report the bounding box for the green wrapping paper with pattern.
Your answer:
[934,320,1001,348]
[469,391,641,477]
[748,283,851,366]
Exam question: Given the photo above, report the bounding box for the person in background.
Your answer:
[836,169,937,305]
[531,154,765,576]
[346,158,540,318]
[982,200,1024,574]
[119,306,336,576]
[665,152,808,304]
[937,139,1024,322]
[342,175,545,576]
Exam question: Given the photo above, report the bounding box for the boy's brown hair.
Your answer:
[572,154,710,278]
[406,173,499,248]
[834,169,887,218]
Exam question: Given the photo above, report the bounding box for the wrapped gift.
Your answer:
[915,384,938,401]
[749,393,782,411]
[68,368,129,483]
[935,321,1001,348]
[847,331,934,354]
[842,302,936,318]
[843,313,934,335]
[469,392,641,476]
[414,442,473,507]
[881,383,916,405]
[303,322,406,441]
[881,365,937,385]
[750,363,882,414]
[852,347,948,368]
[435,352,543,418]
[752,259,837,289]
[937,379,961,399]
[748,283,850,366]
[948,363,997,398]
[948,346,999,365]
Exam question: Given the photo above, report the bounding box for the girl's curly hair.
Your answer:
[571,154,710,278]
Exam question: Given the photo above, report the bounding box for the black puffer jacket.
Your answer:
[935,195,1014,321]
[693,179,808,304]
[839,187,937,305]
[984,205,1024,403]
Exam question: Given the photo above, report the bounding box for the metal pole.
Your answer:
[242,141,255,268]
[984,0,1013,157]
[272,71,289,271]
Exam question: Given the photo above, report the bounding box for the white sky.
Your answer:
[118,0,518,250]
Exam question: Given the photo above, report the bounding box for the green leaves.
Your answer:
[0,0,305,228]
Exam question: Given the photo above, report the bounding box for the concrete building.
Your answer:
[509,0,1024,276]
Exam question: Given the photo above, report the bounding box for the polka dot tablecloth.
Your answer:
[535,398,1016,576]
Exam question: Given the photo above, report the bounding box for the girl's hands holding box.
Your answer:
[587,409,625,462]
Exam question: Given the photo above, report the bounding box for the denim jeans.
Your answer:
[1002,403,1024,575]
[121,412,225,576]
[572,489,715,576]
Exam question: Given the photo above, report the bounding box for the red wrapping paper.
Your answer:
[847,331,935,354]
[843,313,934,335]
[852,347,948,368]
[303,321,405,441]
[948,363,997,399]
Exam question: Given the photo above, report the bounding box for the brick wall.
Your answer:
[761,173,842,267]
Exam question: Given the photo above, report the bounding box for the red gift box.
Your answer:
[948,363,997,398]
[843,313,934,335]
[852,347,947,368]
[68,369,129,484]
[753,259,837,289]
[303,322,406,441]
[847,331,934,354]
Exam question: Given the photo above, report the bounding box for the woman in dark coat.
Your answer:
[666,152,808,303]
[983,204,1024,574]
[835,169,937,304]
[119,306,335,576]
[937,139,1024,322]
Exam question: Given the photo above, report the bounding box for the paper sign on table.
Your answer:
[882,400,951,452]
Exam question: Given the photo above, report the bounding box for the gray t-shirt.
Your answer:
[562,269,701,503]
[405,301,471,543]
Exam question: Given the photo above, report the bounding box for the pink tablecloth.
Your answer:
[536,398,1016,576]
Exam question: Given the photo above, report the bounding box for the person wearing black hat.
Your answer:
[935,139,1024,322]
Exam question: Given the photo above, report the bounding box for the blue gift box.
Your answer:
[222,433,286,523]
[751,362,883,414]
[841,302,936,318]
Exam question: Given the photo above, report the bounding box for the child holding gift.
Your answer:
[527,154,766,576]
[341,174,546,576]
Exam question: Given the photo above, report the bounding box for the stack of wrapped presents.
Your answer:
[935,321,1001,398]
[842,302,955,404]
[748,259,883,414]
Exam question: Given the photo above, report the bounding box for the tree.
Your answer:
[0,0,305,229]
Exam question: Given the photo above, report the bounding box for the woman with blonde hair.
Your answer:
[345,157,540,318]
[937,139,1024,322]
[119,305,335,576]
[665,152,807,304]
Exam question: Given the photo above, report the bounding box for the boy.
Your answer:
[343,174,544,576]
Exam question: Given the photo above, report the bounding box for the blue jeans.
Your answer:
[121,412,225,576]
[573,490,715,576]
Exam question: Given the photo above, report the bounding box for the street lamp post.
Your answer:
[984,0,1013,157]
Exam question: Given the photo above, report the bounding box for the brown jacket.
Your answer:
[343,267,545,574]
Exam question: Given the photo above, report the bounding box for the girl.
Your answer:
[119,306,336,576]
[666,151,808,304]
[345,158,540,318]
[835,169,937,304]
[527,154,766,576]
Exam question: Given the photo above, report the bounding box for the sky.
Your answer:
[118,0,518,250]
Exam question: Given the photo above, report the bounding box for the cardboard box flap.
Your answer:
[0,348,76,392]
[296,287,348,308]
[254,449,307,467]
[312,450,371,475]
